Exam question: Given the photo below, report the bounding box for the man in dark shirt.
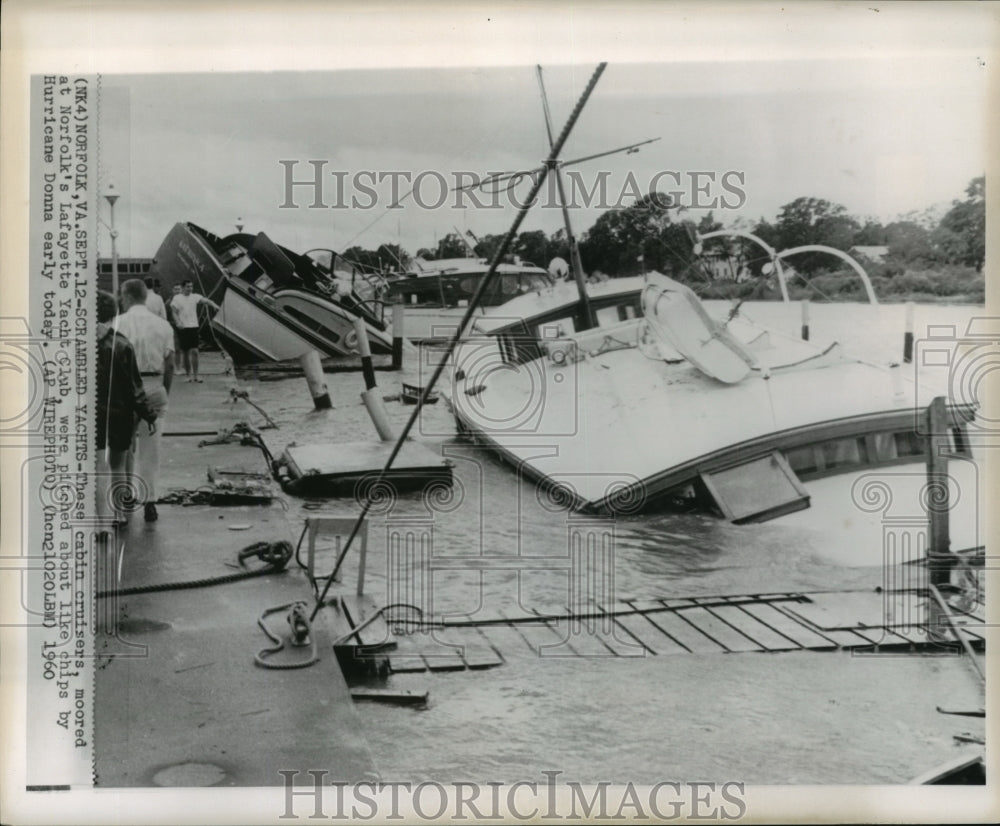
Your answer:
[96,290,157,525]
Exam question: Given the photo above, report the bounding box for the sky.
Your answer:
[91,8,992,263]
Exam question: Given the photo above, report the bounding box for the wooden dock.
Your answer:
[341,589,986,673]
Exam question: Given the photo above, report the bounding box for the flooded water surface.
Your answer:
[242,301,985,784]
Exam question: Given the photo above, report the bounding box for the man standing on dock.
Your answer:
[97,290,157,526]
[116,279,175,522]
[144,276,167,320]
[170,279,219,383]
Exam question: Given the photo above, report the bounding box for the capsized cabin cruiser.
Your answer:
[154,222,394,364]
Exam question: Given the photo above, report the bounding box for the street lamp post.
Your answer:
[235,217,244,233]
[104,185,121,298]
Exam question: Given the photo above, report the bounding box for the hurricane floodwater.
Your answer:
[244,300,985,784]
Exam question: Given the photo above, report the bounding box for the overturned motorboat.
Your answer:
[154,222,394,364]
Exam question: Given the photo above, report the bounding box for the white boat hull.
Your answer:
[213,285,392,362]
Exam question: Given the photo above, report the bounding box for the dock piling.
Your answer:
[903,301,914,364]
[391,301,405,370]
[299,350,332,410]
[354,318,377,390]
[361,389,396,441]
[925,396,953,586]
[800,299,810,341]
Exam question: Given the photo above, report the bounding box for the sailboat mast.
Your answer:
[536,66,596,330]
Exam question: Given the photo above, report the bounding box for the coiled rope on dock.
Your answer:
[96,540,293,598]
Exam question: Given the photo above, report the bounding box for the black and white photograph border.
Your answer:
[1,1,998,824]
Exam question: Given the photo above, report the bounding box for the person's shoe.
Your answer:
[144,502,158,522]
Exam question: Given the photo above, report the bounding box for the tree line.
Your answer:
[341,175,985,292]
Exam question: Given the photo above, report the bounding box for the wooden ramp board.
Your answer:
[475,622,533,662]
[735,601,838,650]
[280,440,452,496]
[661,600,766,653]
[630,600,727,654]
[620,603,694,654]
[369,590,982,672]
[592,606,657,656]
[688,599,801,652]
[500,609,570,658]
[528,611,616,657]
[605,611,665,655]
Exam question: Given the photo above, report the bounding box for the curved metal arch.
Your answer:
[776,245,879,306]
[695,229,790,302]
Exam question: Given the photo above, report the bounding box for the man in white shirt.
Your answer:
[169,279,219,382]
[115,279,174,522]
[144,276,167,319]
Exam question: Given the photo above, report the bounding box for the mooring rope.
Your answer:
[96,540,292,598]
[254,601,320,669]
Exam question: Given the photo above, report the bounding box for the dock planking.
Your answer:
[661,600,765,653]
[529,610,615,657]
[590,606,648,656]
[606,611,665,655]
[429,624,505,669]
[500,609,572,658]
[733,600,837,650]
[638,605,727,654]
[476,622,532,662]
[369,589,983,673]
[690,599,801,652]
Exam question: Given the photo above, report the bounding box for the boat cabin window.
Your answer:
[870,432,899,462]
[821,437,868,469]
[893,430,928,459]
[785,424,969,482]
[785,445,821,475]
[785,438,869,479]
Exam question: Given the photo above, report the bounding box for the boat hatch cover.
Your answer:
[699,451,810,523]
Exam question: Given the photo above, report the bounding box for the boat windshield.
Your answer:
[305,248,360,280]
[522,273,555,291]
